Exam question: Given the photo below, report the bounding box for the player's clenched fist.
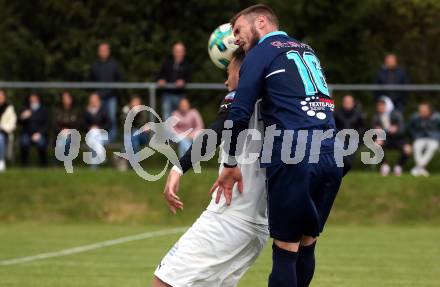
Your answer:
[163,169,184,214]
[210,166,244,206]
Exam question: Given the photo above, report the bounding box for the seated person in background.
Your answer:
[372,96,411,176]
[334,94,366,135]
[117,95,149,171]
[82,93,111,168]
[54,91,79,157]
[0,90,17,172]
[407,101,440,176]
[19,92,50,167]
[171,97,204,157]
[121,95,149,153]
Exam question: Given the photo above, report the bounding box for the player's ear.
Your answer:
[255,15,266,29]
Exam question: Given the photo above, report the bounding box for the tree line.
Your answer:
[0,0,438,113]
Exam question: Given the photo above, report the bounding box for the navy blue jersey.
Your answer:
[227,31,336,165]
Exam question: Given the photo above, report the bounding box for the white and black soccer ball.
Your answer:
[208,23,238,69]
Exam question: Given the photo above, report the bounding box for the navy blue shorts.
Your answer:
[266,153,343,242]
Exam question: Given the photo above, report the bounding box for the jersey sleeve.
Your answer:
[225,50,267,164]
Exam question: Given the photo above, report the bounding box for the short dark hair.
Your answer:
[173,41,185,48]
[130,94,141,101]
[231,4,279,28]
[29,91,40,98]
[179,96,190,105]
[231,47,245,66]
[60,90,73,101]
[26,92,41,105]
[90,92,100,99]
[377,98,386,105]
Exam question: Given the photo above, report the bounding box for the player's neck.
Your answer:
[258,27,278,40]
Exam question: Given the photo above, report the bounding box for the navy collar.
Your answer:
[258,31,288,44]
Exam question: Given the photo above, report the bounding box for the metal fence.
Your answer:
[1,82,439,121]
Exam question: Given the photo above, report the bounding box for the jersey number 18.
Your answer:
[287,50,330,97]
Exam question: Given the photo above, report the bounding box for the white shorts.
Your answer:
[154,210,269,287]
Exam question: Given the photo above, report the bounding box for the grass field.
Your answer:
[1,168,440,225]
[0,168,439,286]
[1,224,439,287]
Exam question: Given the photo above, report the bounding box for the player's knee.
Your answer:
[152,276,172,287]
[274,239,300,252]
[300,235,317,247]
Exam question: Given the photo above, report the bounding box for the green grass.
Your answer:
[0,169,439,286]
[0,224,439,287]
[0,168,439,225]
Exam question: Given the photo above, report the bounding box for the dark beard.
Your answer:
[248,26,260,50]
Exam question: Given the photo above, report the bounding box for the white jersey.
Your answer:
[207,101,268,225]
[154,101,269,286]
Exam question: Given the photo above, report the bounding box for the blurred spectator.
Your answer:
[54,91,79,157]
[334,94,366,171]
[82,93,111,168]
[334,94,366,135]
[171,97,203,157]
[117,95,149,171]
[157,42,193,120]
[19,92,50,167]
[408,102,440,176]
[121,95,149,153]
[374,53,409,112]
[0,90,17,172]
[90,42,122,141]
[372,96,411,176]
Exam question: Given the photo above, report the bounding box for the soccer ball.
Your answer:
[208,23,238,69]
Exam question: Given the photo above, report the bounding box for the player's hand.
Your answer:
[163,169,184,214]
[210,166,243,206]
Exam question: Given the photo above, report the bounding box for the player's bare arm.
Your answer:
[163,167,183,214]
[162,51,244,213]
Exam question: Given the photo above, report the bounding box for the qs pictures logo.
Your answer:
[115,105,190,181]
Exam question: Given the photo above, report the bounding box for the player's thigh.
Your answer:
[155,211,266,286]
[309,153,343,235]
[221,230,268,287]
[154,212,224,285]
[266,162,313,243]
